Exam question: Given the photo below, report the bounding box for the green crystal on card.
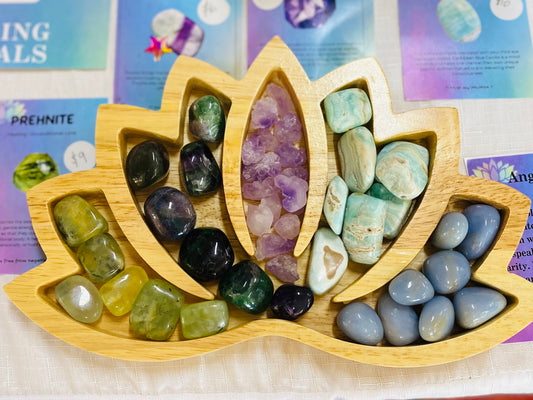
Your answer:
[55,275,103,323]
[53,194,108,247]
[129,279,184,341]
[99,266,149,316]
[180,300,229,339]
[77,232,125,283]
[323,88,372,133]
[13,153,59,192]
[189,95,226,143]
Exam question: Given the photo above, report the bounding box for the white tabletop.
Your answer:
[1,0,533,398]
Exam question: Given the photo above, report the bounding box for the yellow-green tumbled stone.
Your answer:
[53,194,108,247]
[77,232,125,283]
[180,300,229,339]
[323,88,372,134]
[99,266,149,316]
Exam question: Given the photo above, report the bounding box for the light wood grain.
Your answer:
[4,37,533,367]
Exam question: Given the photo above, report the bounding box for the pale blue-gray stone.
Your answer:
[419,296,455,342]
[342,193,386,264]
[431,211,469,250]
[437,0,481,43]
[323,88,372,134]
[337,302,383,346]
[337,126,376,193]
[388,269,434,306]
[323,175,348,235]
[308,227,348,295]
[377,292,419,346]
[456,204,500,260]
[453,286,507,329]
[367,183,412,239]
[423,250,471,294]
[375,141,429,200]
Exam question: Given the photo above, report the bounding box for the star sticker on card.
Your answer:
[144,36,172,62]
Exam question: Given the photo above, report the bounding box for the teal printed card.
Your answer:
[0,98,107,274]
[0,0,110,69]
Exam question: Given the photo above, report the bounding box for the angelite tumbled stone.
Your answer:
[77,232,125,283]
[99,266,149,316]
[453,286,507,329]
[375,141,429,200]
[337,302,384,346]
[423,250,471,294]
[377,292,419,346]
[368,183,412,240]
[189,95,226,143]
[144,186,196,241]
[431,211,469,250]
[130,279,185,341]
[55,275,103,323]
[180,141,222,196]
[53,195,108,248]
[179,227,234,282]
[323,88,372,133]
[323,175,348,235]
[337,126,376,193]
[457,204,500,260]
[125,140,169,190]
[13,152,59,192]
[270,284,314,321]
[437,0,481,43]
[388,269,434,306]
[419,296,455,342]
[180,300,229,339]
[219,260,274,314]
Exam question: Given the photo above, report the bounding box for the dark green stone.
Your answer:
[189,95,226,143]
[219,260,274,314]
[180,141,222,196]
[125,140,169,190]
[13,153,59,192]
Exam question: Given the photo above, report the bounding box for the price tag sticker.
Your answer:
[252,0,283,10]
[490,0,523,21]
[197,0,230,25]
[63,140,96,172]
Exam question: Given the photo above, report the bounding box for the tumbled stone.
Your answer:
[337,126,376,193]
[388,269,434,306]
[308,227,348,295]
[242,152,282,182]
[53,194,108,248]
[264,83,294,117]
[270,284,314,321]
[377,292,419,346]
[129,279,184,340]
[274,213,301,239]
[274,174,309,213]
[188,95,226,143]
[77,232,125,283]
[179,227,234,282]
[342,193,386,264]
[13,152,59,192]
[285,0,335,29]
[255,232,295,261]
[275,143,307,168]
[144,186,196,241]
[180,141,222,196]
[337,302,384,346]
[274,112,302,144]
[251,97,278,129]
[180,300,229,339]
[266,253,299,282]
[242,176,280,200]
[323,175,348,235]
[419,296,455,342]
[368,183,412,239]
[323,88,372,133]
[99,266,149,316]
[219,260,274,314]
[247,203,274,236]
[437,0,481,43]
[55,275,103,323]
[453,286,507,329]
[375,141,429,200]
[125,140,169,190]
[456,204,500,260]
[431,211,469,250]
[423,250,471,294]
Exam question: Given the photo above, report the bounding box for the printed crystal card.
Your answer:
[398,0,533,100]
[0,0,110,69]
[0,98,107,275]
[114,0,244,111]
[465,153,533,342]
[247,0,374,81]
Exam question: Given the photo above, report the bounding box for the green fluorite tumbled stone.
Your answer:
[125,140,169,190]
[189,95,226,143]
[180,141,222,196]
[13,152,59,192]
[337,126,376,193]
[180,300,229,339]
[53,194,108,247]
[219,260,274,314]
[99,266,149,316]
[55,275,103,323]
[77,232,125,283]
[130,279,185,341]
[323,88,372,133]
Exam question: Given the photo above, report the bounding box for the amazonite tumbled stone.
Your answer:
[337,302,384,345]
[130,279,185,341]
[99,266,149,316]
[337,126,376,193]
[323,175,348,235]
[375,141,429,200]
[180,300,229,339]
[388,269,434,306]
[419,296,455,342]
[368,183,412,239]
[323,88,372,133]
[453,286,507,329]
[377,292,419,346]
[77,232,125,283]
[308,227,349,295]
[437,0,481,43]
[55,275,103,323]
[342,193,386,264]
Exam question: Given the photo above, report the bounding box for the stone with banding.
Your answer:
[337,126,376,193]
[323,88,372,133]
[323,175,348,235]
[437,0,481,43]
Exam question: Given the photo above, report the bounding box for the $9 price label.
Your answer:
[64,141,96,172]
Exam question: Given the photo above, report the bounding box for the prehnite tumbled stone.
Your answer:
[13,152,59,192]
[77,232,125,283]
[337,126,376,193]
[53,194,108,248]
[180,141,222,196]
[129,279,185,341]
[189,95,226,143]
[367,183,412,240]
[180,300,229,339]
[323,88,372,134]
[99,266,149,316]
[219,260,274,314]
[55,275,103,323]
[178,227,234,282]
[125,140,169,190]
[144,186,196,241]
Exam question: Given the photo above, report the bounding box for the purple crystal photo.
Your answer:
[284,0,336,29]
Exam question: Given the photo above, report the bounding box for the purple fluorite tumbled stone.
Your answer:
[285,0,336,29]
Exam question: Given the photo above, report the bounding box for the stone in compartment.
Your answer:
[337,301,384,346]
[388,269,434,306]
[377,292,420,346]
[323,175,348,235]
[266,253,299,283]
[453,286,507,329]
[323,88,372,134]
[423,250,471,295]
[255,232,295,261]
[125,140,169,190]
[456,204,500,260]
[180,300,229,339]
[180,141,222,196]
[418,296,455,342]
[367,183,412,240]
[99,265,149,317]
[77,232,125,283]
[337,126,376,193]
[430,211,469,250]
[55,275,103,324]
[188,95,226,143]
[270,284,314,321]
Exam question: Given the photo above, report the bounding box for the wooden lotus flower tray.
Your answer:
[4,38,533,367]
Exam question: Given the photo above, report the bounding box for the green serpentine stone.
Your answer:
[367,183,412,240]
[337,126,376,193]
[13,153,59,192]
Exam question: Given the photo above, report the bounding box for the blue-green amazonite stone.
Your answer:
[337,126,376,193]
[431,211,469,250]
[180,300,229,339]
[375,141,429,200]
[388,269,434,306]
[437,0,481,43]
[342,193,386,264]
[323,175,348,235]
[323,88,372,133]
[377,292,419,346]
[367,183,412,239]
[55,275,103,323]
[453,286,506,329]
[125,140,169,190]
[77,232,125,283]
[337,302,384,346]
[419,296,455,342]
[129,279,185,340]
[180,141,222,196]
[189,95,226,143]
[13,152,59,192]
[456,204,500,260]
